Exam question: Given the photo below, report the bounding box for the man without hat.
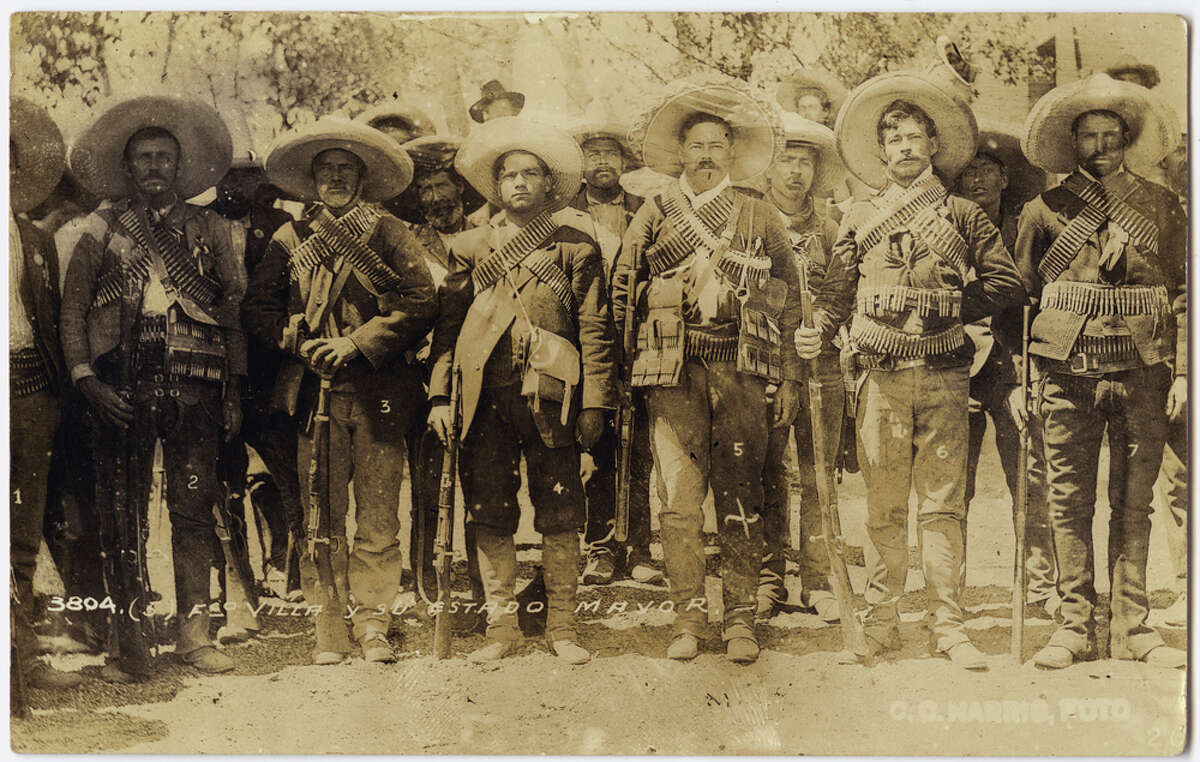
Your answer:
[243,117,437,665]
[795,71,1024,670]
[1016,73,1186,670]
[427,116,618,664]
[61,95,248,681]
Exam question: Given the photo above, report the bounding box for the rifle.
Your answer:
[1011,306,1032,663]
[306,371,339,622]
[433,366,463,659]
[797,259,869,660]
[614,244,642,545]
[214,442,260,613]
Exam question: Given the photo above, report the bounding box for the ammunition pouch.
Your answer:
[139,303,227,386]
[521,327,581,429]
[631,276,685,388]
[736,277,787,383]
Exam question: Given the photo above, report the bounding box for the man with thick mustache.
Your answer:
[427,117,617,665]
[795,74,1023,670]
[243,117,436,665]
[1016,75,1186,670]
[613,83,803,664]
[61,96,247,681]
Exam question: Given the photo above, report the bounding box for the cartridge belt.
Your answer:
[856,286,962,319]
[683,328,739,363]
[1041,282,1169,317]
[848,317,965,359]
[10,347,50,398]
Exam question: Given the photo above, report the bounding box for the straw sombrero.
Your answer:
[776,69,848,125]
[69,95,232,201]
[631,79,783,182]
[571,121,640,168]
[835,70,978,189]
[265,117,415,203]
[1021,73,1180,176]
[386,135,486,225]
[11,97,65,213]
[971,121,1047,208]
[455,117,582,212]
[469,80,526,124]
[779,112,846,196]
[357,99,435,141]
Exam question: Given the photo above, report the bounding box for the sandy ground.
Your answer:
[11,428,1188,755]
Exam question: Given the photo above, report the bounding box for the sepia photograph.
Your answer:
[6,9,1189,755]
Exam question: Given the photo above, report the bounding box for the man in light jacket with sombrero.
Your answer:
[243,117,437,665]
[1015,73,1186,671]
[426,116,617,665]
[61,95,247,681]
[795,71,1023,670]
[612,80,804,665]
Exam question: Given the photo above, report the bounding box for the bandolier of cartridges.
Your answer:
[856,285,962,319]
[1041,282,1170,317]
[10,347,50,397]
[850,320,966,360]
[288,205,401,293]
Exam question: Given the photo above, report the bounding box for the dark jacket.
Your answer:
[1013,169,1187,375]
[241,203,437,416]
[15,216,66,394]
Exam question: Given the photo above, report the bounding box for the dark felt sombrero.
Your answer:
[384,135,486,225]
[469,80,526,124]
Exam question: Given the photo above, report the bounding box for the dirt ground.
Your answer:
[10,429,1188,755]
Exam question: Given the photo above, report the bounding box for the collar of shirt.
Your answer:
[878,165,934,202]
[585,187,625,208]
[679,173,730,210]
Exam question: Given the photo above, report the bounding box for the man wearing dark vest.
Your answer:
[10,97,83,690]
[243,117,436,665]
[427,117,617,665]
[567,122,660,587]
[759,112,846,622]
[612,81,804,664]
[61,96,247,681]
[795,72,1023,670]
[1016,74,1186,670]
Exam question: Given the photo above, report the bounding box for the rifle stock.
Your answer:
[433,366,462,659]
[798,260,869,659]
[1011,306,1032,662]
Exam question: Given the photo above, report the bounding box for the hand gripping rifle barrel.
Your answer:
[798,259,869,660]
[1011,305,1032,663]
[434,366,463,659]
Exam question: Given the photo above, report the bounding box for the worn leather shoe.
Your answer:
[666,633,700,661]
[100,662,141,684]
[361,633,395,664]
[27,662,83,690]
[548,637,590,665]
[313,651,346,666]
[1033,644,1075,670]
[807,591,841,623]
[1140,645,1186,670]
[629,563,665,586]
[580,551,615,586]
[468,638,518,664]
[945,642,988,671]
[726,637,760,665]
[182,646,235,674]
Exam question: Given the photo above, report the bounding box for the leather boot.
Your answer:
[469,529,520,658]
[173,524,217,657]
[542,531,589,664]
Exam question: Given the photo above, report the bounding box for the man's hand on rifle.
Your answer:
[428,403,453,447]
[576,408,605,450]
[794,325,823,361]
[78,376,134,429]
[769,380,802,428]
[1004,384,1028,432]
[301,337,361,375]
[1166,376,1187,421]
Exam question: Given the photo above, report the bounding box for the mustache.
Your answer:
[697,160,717,169]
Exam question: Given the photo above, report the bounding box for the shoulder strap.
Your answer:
[470,210,559,294]
[120,205,222,306]
[291,206,403,293]
[1037,173,1154,283]
[644,186,739,276]
[856,175,947,254]
[906,202,970,282]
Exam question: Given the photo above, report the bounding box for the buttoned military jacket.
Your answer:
[1013,170,1187,375]
[241,203,437,416]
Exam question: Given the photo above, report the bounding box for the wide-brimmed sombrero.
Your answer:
[775,69,848,124]
[1021,73,1180,176]
[11,97,66,213]
[1105,56,1160,89]
[469,80,526,124]
[265,117,415,203]
[571,121,640,169]
[69,95,232,201]
[357,99,435,141]
[455,117,582,212]
[631,79,783,182]
[779,112,846,196]
[385,135,486,225]
[970,121,1047,208]
[835,70,978,189]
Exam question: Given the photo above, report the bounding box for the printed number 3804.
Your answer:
[46,595,117,613]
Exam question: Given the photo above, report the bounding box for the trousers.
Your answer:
[1036,362,1170,659]
[583,401,654,563]
[646,360,769,638]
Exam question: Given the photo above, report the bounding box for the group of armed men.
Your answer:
[10,49,1188,692]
